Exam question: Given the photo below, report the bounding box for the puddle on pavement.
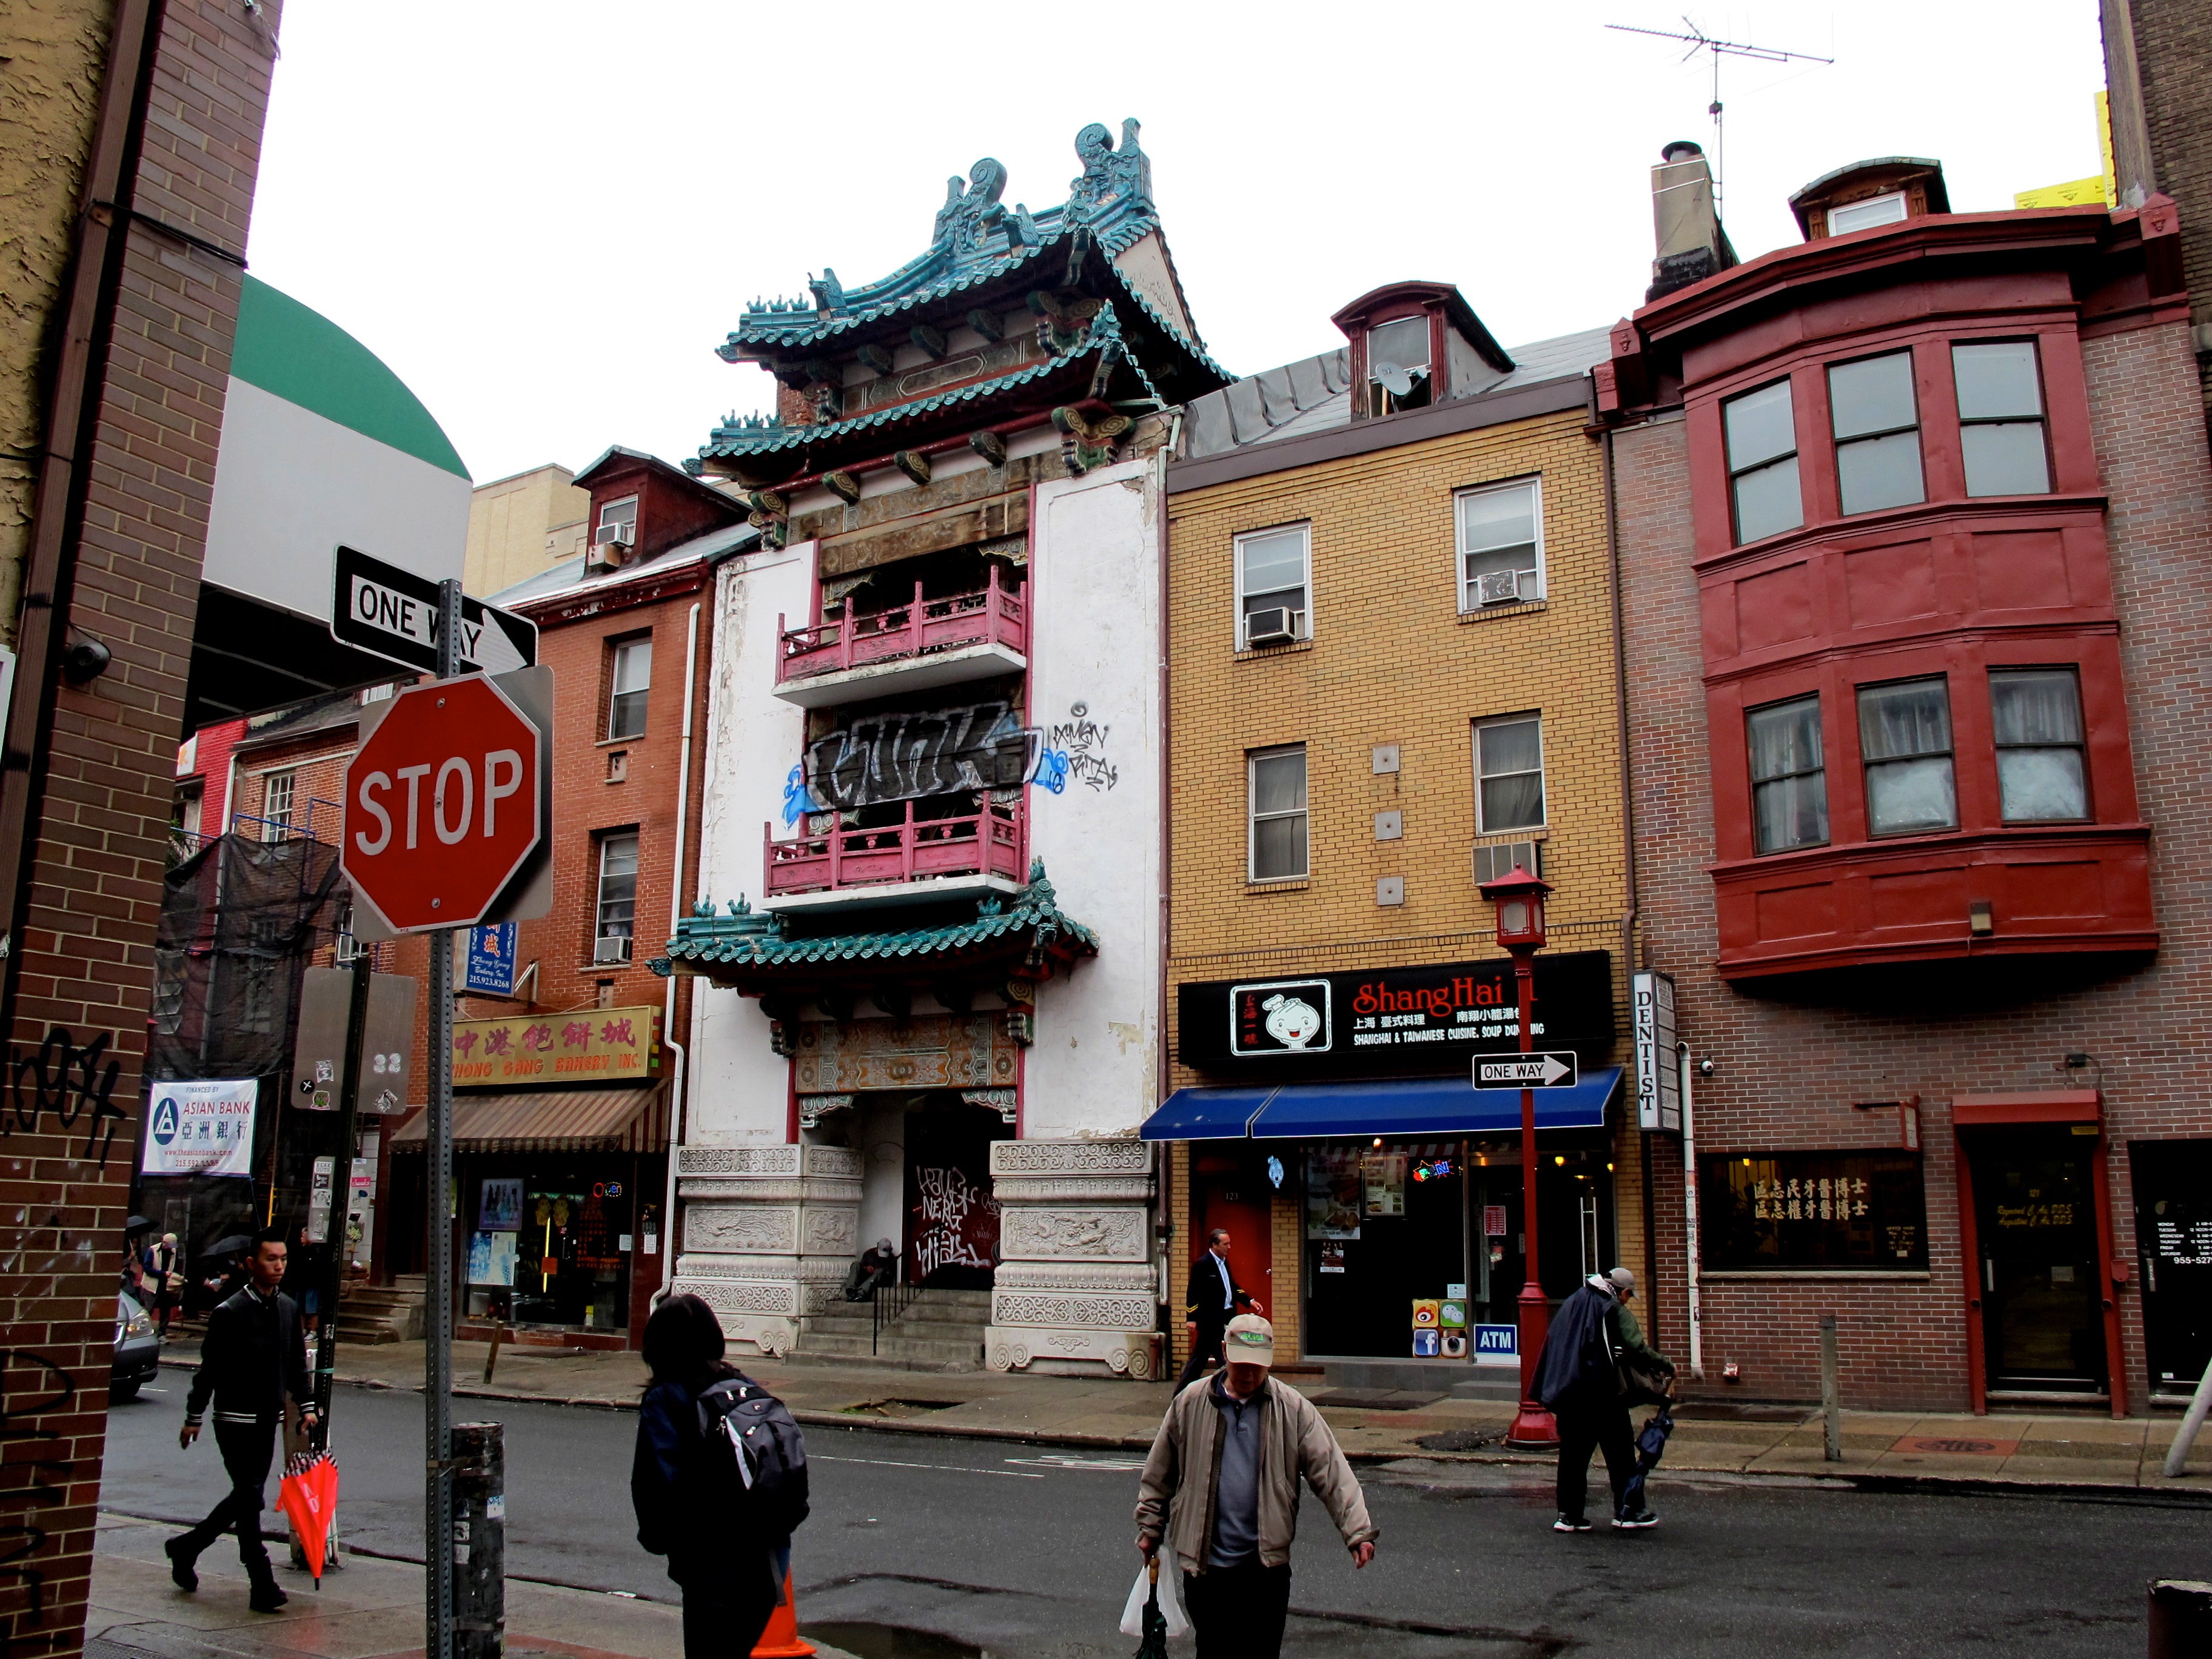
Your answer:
[841,1398,955,1418]
[1415,1428,1498,1452]
[804,1622,987,1659]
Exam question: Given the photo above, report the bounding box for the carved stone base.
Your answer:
[987,1137,1156,1379]
[987,1324,1159,1379]
[673,1142,860,1356]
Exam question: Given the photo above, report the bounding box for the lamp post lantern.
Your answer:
[1478,862,1559,1449]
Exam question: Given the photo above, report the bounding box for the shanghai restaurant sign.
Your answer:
[451,1004,663,1088]
[1178,952,1614,1076]
[803,700,1033,813]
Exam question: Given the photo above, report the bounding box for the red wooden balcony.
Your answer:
[774,568,1027,706]
[763,797,1025,906]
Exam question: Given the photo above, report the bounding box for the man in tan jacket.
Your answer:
[1134,1315,1375,1658]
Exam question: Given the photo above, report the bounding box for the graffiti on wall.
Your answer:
[1,1028,129,1167]
[803,701,1032,813]
[909,1165,1001,1279]
[1036,702,1117,793]
[780,764,824,827]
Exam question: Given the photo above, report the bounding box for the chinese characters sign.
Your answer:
[451,1005,661,1087]
[1700,1150,1928,1270]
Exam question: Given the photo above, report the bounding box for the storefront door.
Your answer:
[2131,1138,2212,1396]
[1193,1148,1273,1315]
[1304,1140,1468,1358]
[1968,1133,2106,1393]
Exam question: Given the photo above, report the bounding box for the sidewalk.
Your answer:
[163,1336,2212,1498]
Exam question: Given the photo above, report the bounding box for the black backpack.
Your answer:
[695,1373,810,1542]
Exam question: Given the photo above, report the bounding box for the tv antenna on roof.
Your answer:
[1606,18,1833,220]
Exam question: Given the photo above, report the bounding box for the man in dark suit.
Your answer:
[168,1229,317,1612]
[1176,1227,1262,1389]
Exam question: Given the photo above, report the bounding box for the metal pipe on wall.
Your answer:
[657,601,701,1300]
[1678,1041,1703,1379]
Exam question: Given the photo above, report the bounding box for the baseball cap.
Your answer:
[1222,1313,1275,1367]
[1607,1267,1637,1297]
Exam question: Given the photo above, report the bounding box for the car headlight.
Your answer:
[124,1310,155,1339]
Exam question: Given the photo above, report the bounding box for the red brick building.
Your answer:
[378,448,751,1347]
[1600,146,2212,1413]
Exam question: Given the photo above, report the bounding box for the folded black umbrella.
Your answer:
[208,1233,254,1257]
[1133,1560,1170,1659]
[1620,1403,1675,1516]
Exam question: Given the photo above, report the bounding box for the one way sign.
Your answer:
[330,545,538,676]
[1472,1051,1579,1090]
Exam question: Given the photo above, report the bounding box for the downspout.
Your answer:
[1679,1041,1703,1380]
[657,600,702,1301]
[1155,409,1182,1352]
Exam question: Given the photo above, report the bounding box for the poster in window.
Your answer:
[478,1178,524,1232]
[1362,1153,1407,1217]
[1305,1145,1362,1239]
[467,1230,517,1287]
[1700,1151,1928,1270]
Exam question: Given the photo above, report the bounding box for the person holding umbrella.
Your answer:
[167,1229,317,1612]
[142,1232,183,1335]
[1533,1266,1674,1533]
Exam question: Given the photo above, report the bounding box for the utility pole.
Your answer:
[424,577,461,1659]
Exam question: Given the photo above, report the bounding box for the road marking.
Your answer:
[1004,1454,1146,1471]
[811,1453,1042,1480]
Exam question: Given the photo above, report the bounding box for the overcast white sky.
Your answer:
[246,1,2108,486]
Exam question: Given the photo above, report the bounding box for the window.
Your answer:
[1858,679,1957,834]
[1235,526,1309,648]
[1366,315,1432,415]
[1723,379,1803,545]
[1952,341,2051,497]
[596,831,639,943]
[1991,669,2088,822]
[596,495,639,546]
[1247,747,1307,880]
[1828,352,1924,515]
[607,635,652,739]
[1458,480,1542,609]
[1475,716,1545,833]
[1747,695,1829,853]
[1472,840,1542,886]
[261,771,295,841]
[1828,192,1908,235]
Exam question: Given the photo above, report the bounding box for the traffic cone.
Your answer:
[750,1569,815,1658]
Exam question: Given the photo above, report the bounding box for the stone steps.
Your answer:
[791,1286,990,1372]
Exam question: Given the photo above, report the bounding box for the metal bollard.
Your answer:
[452,1423,506,1659]
[2148,1580,2212,1657]
[1820,1315,1842,1463]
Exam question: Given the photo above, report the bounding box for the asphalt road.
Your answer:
[100,1369,2209,1657]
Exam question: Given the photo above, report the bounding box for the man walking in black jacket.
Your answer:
[1176,1228,1262,1390]
[167,1230,317,1610]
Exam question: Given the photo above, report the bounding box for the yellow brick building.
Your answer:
[1153,287,1637,1390]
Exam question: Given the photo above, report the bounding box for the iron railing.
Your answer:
[871,1278,922,1355]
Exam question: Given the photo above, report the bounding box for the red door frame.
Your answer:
[1951,1090,2125,1419]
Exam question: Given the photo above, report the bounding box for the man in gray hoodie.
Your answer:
[1134,1315,1375,1658]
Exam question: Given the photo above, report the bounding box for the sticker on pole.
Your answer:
[1472,1051,1578,1089]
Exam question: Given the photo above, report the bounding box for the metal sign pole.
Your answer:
[425,577,460,1659]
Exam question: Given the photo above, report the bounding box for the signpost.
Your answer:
[330,545,537,677]
[338,579,548,1659]
[1471,1051,1579,1090]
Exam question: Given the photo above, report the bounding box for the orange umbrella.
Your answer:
[277,1450,340,1582]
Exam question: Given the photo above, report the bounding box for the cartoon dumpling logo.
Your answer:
[1260,992,1322,1050]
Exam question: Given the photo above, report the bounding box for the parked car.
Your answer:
[112,1291,159,1401]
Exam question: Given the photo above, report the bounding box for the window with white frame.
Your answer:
[1827,192,1908,235]
[1247,746,1308,880]
[1366,315,1432,415]
[596,831,639,943]
[608,635,652,739]
[1235,526,1310,648]
[595,495,640,547]
[1475,716,1545,833]
[1458,480,1543,609]
[261,770,295,841]
[1723,378,1803,545]
[1990,668,2088,822]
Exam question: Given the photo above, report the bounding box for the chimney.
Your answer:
[1647,140,1737,303]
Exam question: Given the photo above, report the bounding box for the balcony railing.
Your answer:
[764,797,1025,898]
[777,566,1026,685]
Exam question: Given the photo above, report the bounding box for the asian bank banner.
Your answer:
[142,1078,258,1176]
[452,1005,661,1088]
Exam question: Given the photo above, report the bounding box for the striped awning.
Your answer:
[389,1087,666,1156]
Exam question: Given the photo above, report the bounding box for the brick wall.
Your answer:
[0,3,281,1654]
[2114,0,2212,399]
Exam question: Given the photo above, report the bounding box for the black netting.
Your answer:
[149,833,350,1079]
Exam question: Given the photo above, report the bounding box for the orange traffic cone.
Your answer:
[750,1569,815,1658]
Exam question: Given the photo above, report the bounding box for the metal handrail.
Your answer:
[871,1276,922,1355]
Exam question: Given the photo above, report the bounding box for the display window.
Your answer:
[466,1162,636,1329]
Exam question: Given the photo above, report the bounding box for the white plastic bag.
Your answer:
[1119,1559,1191,1639]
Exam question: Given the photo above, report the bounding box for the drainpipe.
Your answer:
[1678,1041,1703,1379]
[1155,411,1182,1346]
[657,601,701,1298]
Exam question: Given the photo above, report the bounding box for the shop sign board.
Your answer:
[451,1004,662,1087]
[1700,1150,1928,1270]
[1180,952,1613,1076]
[1472,1051,1578,1089]
[465,923,518,996]
[141,1078,258,1177]
[1632,970,1680,1132]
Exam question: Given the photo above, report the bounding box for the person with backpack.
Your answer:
[1533,1267,1674,1533]
[632,1294,809,1657]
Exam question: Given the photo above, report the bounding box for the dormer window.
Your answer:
[1827,192,1908,235]
[595,495,639,551]
[1365,316,1432,415]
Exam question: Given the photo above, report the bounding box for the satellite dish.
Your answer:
[1375,362,1416,398]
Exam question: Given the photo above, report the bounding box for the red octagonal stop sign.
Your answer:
[343,674,543,933]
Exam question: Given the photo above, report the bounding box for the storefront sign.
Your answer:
[1632,970,1680,1132]
[465,923,518,996]
[141,1078,258,1177]
[1700,1150,1929,1270]
[1180,952,1613,1076]
[451,1005,660,1087]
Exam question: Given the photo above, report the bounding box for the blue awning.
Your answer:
[1143,1068,1622,1142]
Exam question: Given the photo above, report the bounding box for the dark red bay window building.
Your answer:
[1602,145,2212,1413]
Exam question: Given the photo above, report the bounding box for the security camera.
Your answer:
[61,637,111,685]
[1698,1057,1715,1077]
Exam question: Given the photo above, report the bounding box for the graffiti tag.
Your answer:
[910,1165,1000,1279]
[1041,711,1117,793]
[1,1029,127,1167]
[805,701,1031,813]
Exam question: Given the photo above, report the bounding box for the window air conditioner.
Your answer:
[1244,606,1300,647]
[593,934,633,965]
[595,521,635,548]
[1477,568,1521,606]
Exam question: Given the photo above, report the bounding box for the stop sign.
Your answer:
[343,674,544,933]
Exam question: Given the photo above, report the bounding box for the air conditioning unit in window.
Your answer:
[593,935,633,965]
[595,521,635,548]
[1477,569,1521,606]
[1244,607,1301,647]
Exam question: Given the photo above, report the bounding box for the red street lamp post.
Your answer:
[1479,863,1558,1449]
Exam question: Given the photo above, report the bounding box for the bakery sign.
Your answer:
[451,1004,662,1088]
[1181,953,1613,1076]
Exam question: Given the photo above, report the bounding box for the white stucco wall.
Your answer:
[1023,459,1162,1139]
[685,540,817,1145]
